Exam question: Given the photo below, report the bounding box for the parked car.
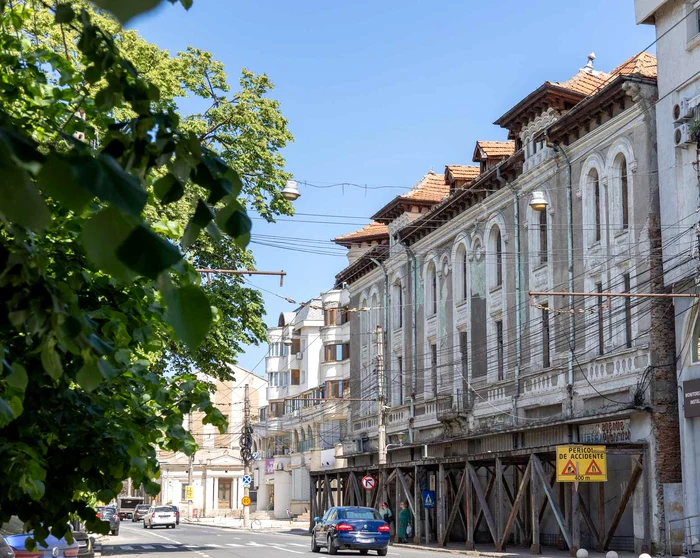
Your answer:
[311,506,390,556]
[3,533,80,557]
[96,506,120,536]
[143,506,177,529]
[117,497,143,521]
[131,505,150,522]
[0,537,14,558]
[169,506,180,525]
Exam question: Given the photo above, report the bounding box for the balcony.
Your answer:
[320,359,350,382]
[320,323,350,345]
[436,391,471,421]
[267,385,290,401]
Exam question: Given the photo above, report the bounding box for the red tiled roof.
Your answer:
[445,165,480,181]
[474,141,516,159]
[552,69,611,96]
[333,221,388,244]
[402,171,450,201]
[611,51,657,79]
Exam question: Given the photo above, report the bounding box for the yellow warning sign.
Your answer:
[184,485,194,500]
[556,445,607,482]
[241,496,251,506]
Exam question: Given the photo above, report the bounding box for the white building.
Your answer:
[635,0,700,533]
[252,289,350,520]
[157,366,267,518]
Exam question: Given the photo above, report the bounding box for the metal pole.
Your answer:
[244,384,250,529]
[187,412,193,520]
[377,326,387,466]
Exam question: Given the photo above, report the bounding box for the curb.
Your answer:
[395,544,507,557]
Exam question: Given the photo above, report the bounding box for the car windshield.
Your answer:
[155,507,173,513]
[338,509,382,520]
[136,505,149,510]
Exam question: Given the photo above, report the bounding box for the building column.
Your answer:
[214,477,219,511]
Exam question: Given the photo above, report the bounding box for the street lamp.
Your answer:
[281,180,300,201]
[529,191,548,212]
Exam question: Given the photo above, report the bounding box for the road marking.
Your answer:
[141,545,155,550]
[119,546,134,550]
[185,544,200,548]
[163,545,177,549]
[226,543,244,547]
[270,545,303,554]
[246,541,265,546]
[129,527,181,544]
[288,543,307,547]
[208,543,222,547]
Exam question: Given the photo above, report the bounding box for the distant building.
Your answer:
[635,0,700,528]
[158,366,267,518]
[252,288,350,520]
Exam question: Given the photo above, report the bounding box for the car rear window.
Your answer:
[155,507,173,513]
[339,509,381,520]
[136,505,149,510]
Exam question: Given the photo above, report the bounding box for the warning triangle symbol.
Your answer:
[425,494,433,506]
[560,459,578,476]
[584,459,603,476]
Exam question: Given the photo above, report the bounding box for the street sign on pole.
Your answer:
[556,445,607,482]
[252,452,260,461]
[422,490,435,509]
[242,475,252,486]
[241,496,251,507]
[361,475,376,490]
[184,485,194,500]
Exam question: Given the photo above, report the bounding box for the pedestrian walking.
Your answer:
[379,501,394,538]
[397,501,412,543]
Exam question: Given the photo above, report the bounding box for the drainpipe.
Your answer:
[399,239,417,444]
[496,165,521,422]
[547,132,576,416]
[370,257,390,400]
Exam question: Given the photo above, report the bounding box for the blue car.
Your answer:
[3,532,80,557]
[311,506,390,556]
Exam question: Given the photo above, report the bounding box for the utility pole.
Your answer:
[187,411,193,520]
[243,384,251,529]
[377,326,387,466]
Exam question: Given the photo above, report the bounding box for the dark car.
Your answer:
[132,505,150,522]
[4,533,80,557]
[311,506,390,556]
[170,506,180,525]
[96,506,120,536]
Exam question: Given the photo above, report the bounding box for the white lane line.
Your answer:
[185,544,200,548]
[226,543,244,547]
[270,545,303,554]
[130,528,182,545]
[246,541,265,546]
[208,543,222,547]
[141,545,156,550]
[288,543,307,547]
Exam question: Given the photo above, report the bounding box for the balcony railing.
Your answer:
[436,390,470,420]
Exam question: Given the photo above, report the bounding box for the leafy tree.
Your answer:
[0,0,292,545]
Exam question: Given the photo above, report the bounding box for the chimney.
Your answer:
[584,52,596,73]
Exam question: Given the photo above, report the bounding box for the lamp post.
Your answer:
[281,180,301,201]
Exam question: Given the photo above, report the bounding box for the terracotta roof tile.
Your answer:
[474,141,516,159]
[445,165,480,181]
[333,221,388,243]
[552,69,611,96]
[611,51,657,78]
[401,171,450,202]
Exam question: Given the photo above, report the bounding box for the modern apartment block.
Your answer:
[252,288,351,519]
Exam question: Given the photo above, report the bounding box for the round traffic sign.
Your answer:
[242,475,252,486]
[241,496,251,506]
[361,475,376,490]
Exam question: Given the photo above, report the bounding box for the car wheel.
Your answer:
[142,521,146,529]
[377,548,388,556]
[311,534,321,553]
[327,536,338,555]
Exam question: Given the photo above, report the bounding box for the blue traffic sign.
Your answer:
[252,452,260,461]
[422,489,435,509]
[242,475,252,486]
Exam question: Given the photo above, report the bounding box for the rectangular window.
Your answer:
[324,308,337,326]
[597,282,605,356]
[291,338,301,354]
[430,343,438,394]
[181,484,188,502]
[270,402,283,417]
[326,380,343,398]
[539,210,548,265]
[324,343,349,362]
[542,305,550,369]
[431,272,437,316]
[397,285,403,329]
[291,369,301,385]
[496,321,504,380]
[459,331,468,384]
[594,176,601,242]
[218,479,231,504]
[462,252,468,301]
[496,231,503,287]
[621,163,629,230]
[397,356,404,405]
[624,273,632,349]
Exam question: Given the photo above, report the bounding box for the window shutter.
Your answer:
[342,343,350,360]
[291,338,301,354]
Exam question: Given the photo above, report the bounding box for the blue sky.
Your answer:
[134,0,654,375]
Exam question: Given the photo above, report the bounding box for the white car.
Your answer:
[143,506,177,529]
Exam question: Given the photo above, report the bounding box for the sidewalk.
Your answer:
[183,517,310,532]
[397,542,636,558]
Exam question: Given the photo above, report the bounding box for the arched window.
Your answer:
[614,154,630,230]
[370,293,379,333]
[539,210,548,265]
[589,168,601,243]
[693,314,700,364]
[427,262,437,316]
[392,279,403,329]
[456,244,468,302]
[360,297,368,339]
[489,225,503,288]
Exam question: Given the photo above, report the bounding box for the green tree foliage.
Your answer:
[0,0,292,545]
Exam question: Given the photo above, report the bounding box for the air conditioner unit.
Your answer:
[296,352,303,360]
[672,98,696,122]
[674,123,696,148]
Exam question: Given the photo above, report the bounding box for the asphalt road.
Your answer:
[101,522,437,558]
